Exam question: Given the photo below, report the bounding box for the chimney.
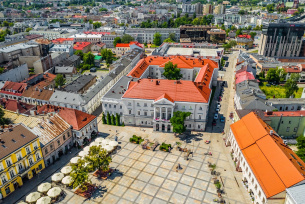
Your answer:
[270,130,273,135]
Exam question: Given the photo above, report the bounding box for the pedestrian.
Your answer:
[168,146,171,153]
[114,135,118,141]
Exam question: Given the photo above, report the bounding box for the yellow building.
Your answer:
[236,37,253,49]
[0,124,45,199]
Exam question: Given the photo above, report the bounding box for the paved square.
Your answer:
[34,127,249,204]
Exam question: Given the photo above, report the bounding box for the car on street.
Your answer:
[220,116,225,123]
[217,104,221,108]
[216,108,220,112]
[214,114,219,120]
[212,119,217,126]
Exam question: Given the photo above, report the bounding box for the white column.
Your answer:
[160,107,162,119]
[166,108,168,120]
[171,107,174,119]
[154,108,156,119]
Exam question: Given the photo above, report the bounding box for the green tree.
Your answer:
[99,8,108,12]
[74,50,84,60]
[163,62,182,80]
[250,32,257,40]
[276,68,287,82]
[111,114,115,125]
[170,111,191,134]
[2,21,9,27]
[107,112,111,125]
[153,32,162,46]
[0,107,10,125]
[102,113,106,124]
[113,37,122,47]
[229,40,237,47]
[84,146,112,172]
[121,34,134,43]
[55,74,66,88]
[296,135,305,150]
[169,33,176,42]
[266,68,280,83]
[284,73,300,98]
[238,10,246,15]
[70,159,90,191]
[83,52,95,65]
[25,27,32,32]
[101,49,114,64]
[236,29,242,36]
[85,7,90,13]
[93,22,102,29]
[115,113,120,126]
[296,148,305,162]
[266,4,275,13]
[163,38,175,43]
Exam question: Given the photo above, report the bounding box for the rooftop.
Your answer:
[73,42,91,50]
[123,78,211,103]
[0,124,38,160]
[58,108,96,131]
[230,112,305,198]
[235,71,256,85]
[265,110,305,117]
[32,114,71,146]
[4,110,41,128]
[63,74,96,93]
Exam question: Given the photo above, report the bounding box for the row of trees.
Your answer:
[70,146,112,191]
[102,112,124,126]
[140,14,213,28]
[113,34,135,47]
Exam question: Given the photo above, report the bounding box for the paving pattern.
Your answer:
[52,132,247,204]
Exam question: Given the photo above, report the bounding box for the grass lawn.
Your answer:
[249,50,258,53]
[259,82,303,99]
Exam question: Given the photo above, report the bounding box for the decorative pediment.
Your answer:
[153,94,175,105]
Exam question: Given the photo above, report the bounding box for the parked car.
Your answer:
[90,67,97,72]
[212,119,217,126]
[220,116,225,123]
[216,108,220,112]
[217,104,221,108]
[214,114,219,120]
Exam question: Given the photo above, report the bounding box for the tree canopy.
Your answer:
[296,136,305,162]
[265,68,287,84]
[153,32,162,46]
[284,73,300,98]
[83,52,95,66]
[101,49,114,65]
[121,34,134,43]
[113,37,122,47]
[55,74,66,88]
[93,22,102,29]
[84,146,112,172]
[74,50,84,60]
[163,62,182,80]
[170,111,191,134]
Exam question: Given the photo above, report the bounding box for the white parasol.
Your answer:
[61,166,72,175]
[78,151,88,157]
[109,141,118,147]
[90,142,99,147]
[36,196,51,204]
[95,138,104,143]
[37,182,51,193]
[51,173,64,182]
[102,139,111,145]
[25,192,41,203]
[62,176,73,185]
[83,146,90,152]
[47,187,62,198]
[70,157,80,164]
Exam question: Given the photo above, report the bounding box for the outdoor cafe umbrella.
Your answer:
[61,166,72,175]
[25,192,41,203]
[17,202,27,204]
[70,157,80,164]
[37,182,52,193]
[36,196,51,204]
[109,141,118,147]
[83,146,90,152]
[90,142,99,147]
[47,187,62,198]
[78,151,88,157]
[102,139,111,145]
[62,176,73,185]
[95,138,104,143]
[51,173,64,182]
[104,145,113,152]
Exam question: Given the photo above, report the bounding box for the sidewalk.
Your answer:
[2,147,80,204]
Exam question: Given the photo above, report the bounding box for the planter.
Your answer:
[74,183,97,199]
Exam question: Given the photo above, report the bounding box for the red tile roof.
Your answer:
[235,71,256,84]
[116,41,143,48]
[265,110,305,117]
[238,34,251,39]
[127,56,218,78]
[52,38,74,44]
[116,43,130,47]
[83,31,111,35]
[0,81,27,96]
[58,108,96,131]
[1,99,35,114]
[123,79,211,103]
[283,66,301,73]
[73,42,91,50]
[230,112,305,198]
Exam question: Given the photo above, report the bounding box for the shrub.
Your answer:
[159,143,171,152]
[129,135,143,144]
[215,181,221,189]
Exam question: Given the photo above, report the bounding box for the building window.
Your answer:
[29,158,34,165]
[36,153,40,160]
[129,110,131,114]
[144,111,147,116]
[26,147,31,154]
[281,120,284,124]
[286,127,290,132]
[18,163,23,171]
[137,103,140,107]
[57,140,60,146]
[144,103,147,107]
[68,132,70,137]
[138,111,140,115]
[294,127,298,132]
[50,144,54,150]
[63,135,66,140]
[289,121,291,124]
[109,104,111,108]
[128,102,131,106]
[6,160,11,167]
[9,170,15,178]
[104,104,107,107]
[114,105,116,109]
[120,105,122,109]
[45,148,48,155]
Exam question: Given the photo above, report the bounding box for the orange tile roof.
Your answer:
[265,110,305,117]
[230,112,305,198]
[52,38,74,44]
[123,79,211,103]
[73,42,91,50]
[127,56,218,78]
[154,93,174,103]
[116,43,130,47]
[58,108,96,131]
